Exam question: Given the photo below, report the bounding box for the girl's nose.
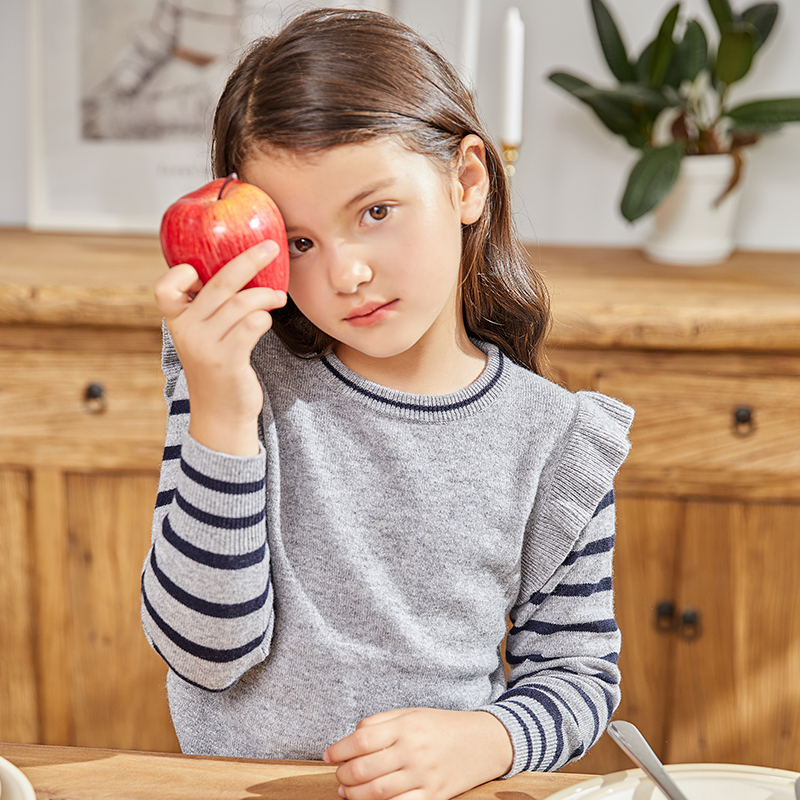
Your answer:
[328,245,373,294]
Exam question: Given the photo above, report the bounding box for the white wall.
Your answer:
[1,0,29,226]
[3,0,800,248]
[392,0,800,250]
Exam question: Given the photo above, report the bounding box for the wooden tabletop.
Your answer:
[1,227,799,351]
[0,742,592,800]
[0,229,164,328]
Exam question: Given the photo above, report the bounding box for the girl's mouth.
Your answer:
[344,299,399,327]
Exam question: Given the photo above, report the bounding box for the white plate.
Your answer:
[0,756,36,800]
[547,764,800,800]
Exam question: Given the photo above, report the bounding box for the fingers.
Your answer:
[335,747,403,787]
[325,713,424,800]
[154,239,284,322]
[325,719,397,765]
[337,767,421,800]
[156,241,287,356]
[190,240,281,317]
[153,263,203,319]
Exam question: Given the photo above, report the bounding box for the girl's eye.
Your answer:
[363,205,390,224]
[288,237,314,256]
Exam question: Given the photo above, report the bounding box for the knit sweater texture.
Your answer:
[141,328,634,775]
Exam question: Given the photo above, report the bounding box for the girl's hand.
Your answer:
[324,708,514,800]
[153,240,287,456]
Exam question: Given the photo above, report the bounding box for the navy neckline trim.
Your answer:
[320,349,505,414]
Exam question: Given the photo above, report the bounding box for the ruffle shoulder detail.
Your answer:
[518,390,634,603]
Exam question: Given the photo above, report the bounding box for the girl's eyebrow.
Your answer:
[344,178,397,210]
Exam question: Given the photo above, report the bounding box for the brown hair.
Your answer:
[212,7,551,375]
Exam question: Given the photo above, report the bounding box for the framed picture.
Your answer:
[28,0,392,233]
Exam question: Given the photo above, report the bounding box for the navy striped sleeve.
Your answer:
[480,496,621,775]
[142,362,273,691]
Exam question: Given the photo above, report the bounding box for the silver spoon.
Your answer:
[794,775,800,800]
[608,721,690,800]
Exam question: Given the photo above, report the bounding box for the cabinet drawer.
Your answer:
[0,349,167,469]
[597,370,800,498]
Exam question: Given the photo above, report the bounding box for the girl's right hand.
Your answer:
[153,240,287,456]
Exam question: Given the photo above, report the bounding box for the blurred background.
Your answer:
[3,0,800,248]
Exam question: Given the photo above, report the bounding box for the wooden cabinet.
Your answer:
[0,230,180,752]
[543,247,800,774]
[2,231,799,768]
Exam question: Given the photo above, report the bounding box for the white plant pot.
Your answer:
[644,153,744,266]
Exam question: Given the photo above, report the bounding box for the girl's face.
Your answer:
[241,136,488,378]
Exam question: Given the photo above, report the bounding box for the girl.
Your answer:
[142,8,633,800]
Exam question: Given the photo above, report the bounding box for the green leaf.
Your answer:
[571,91,650,144]
[675,20,709,82]
[548,72,651,148]
[726,97,800,126]
[590,0,636,82]
[620,144,684,221]
[634,40,656,83]
[707,0,736,32]
[741,3,779,51]
[715,26,756,85]
[583,84,673,113]
[648,4,680,87]
[548,71,595,95]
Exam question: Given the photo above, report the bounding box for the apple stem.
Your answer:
[218,173,238,200]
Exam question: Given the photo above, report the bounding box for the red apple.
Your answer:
[159,173,290,294]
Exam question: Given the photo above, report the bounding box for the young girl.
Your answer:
[142,8,633,800]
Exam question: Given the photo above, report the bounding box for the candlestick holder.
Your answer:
[501,143,520,178]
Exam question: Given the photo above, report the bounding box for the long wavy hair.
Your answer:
[212,7,551,375]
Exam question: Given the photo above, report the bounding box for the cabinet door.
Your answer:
[560,495,683,774]
[667,501,800,769]
[34,469,180,752]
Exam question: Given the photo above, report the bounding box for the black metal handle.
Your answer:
[83,383,107,414]
[679,608,701,640]
[732,405,754,436]
[655,600,676,633]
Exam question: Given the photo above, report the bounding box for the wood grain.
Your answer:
[0,468,39,743]
[0,229,164,328]
[596,370,800,496]
[2,230,800,353]
[31,469,72,745]
[0,742,592,800]
[62,471,178,752]
[668,501,800,769]
[0,348,167,470]
[533,244,800,352]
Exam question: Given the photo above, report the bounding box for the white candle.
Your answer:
[460,0,481,90]
[502,6,525,146]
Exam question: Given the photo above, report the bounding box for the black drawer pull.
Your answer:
[680,608,701,640]
[732,405,754,437]
[83,383,107,414]
[655,600,675,632]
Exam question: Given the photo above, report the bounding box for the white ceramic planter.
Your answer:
[644,153,744,266]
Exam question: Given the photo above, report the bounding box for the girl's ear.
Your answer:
[456,134,490,225]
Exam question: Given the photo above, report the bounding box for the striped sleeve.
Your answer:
[140,330,273,691]
[481,495,621,774]
[481,391,633,775]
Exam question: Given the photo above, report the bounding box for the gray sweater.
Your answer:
[141,329,633,775]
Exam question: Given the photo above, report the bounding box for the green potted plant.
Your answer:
[549,0,800,263]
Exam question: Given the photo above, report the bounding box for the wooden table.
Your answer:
[0,742,592,800]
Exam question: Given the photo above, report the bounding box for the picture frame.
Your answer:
[28,0,392,234]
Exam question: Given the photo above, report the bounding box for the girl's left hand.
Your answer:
[323,707,514,800]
